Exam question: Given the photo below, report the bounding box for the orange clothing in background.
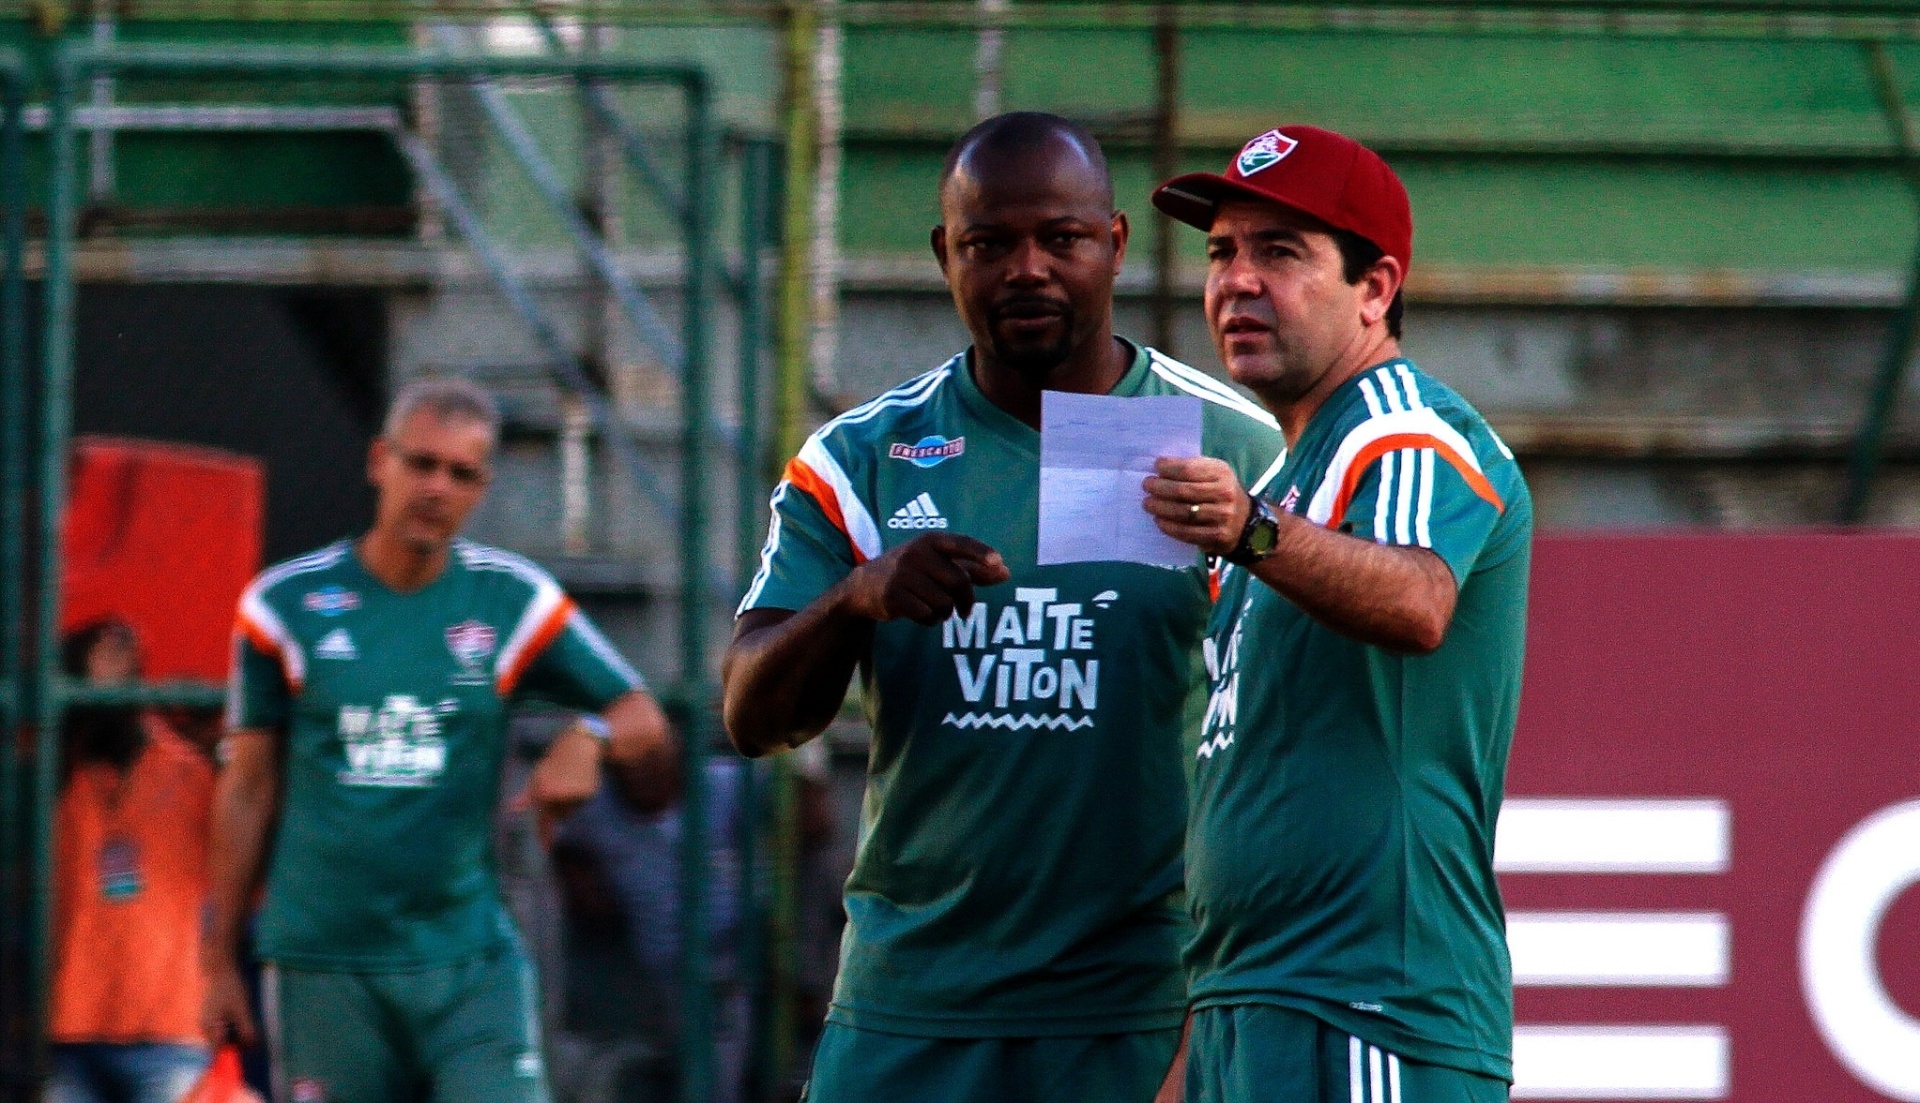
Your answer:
[50,718,215,1044]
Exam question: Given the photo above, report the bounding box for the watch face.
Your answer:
[1232,499,1281,564]
[1247,512,1280,556]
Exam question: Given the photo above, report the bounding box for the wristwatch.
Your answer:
[1226,492,1281,566]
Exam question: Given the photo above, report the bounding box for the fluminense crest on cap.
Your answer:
[1235,129,1299,177]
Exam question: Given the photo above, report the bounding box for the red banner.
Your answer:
[1504,534,1920,1101]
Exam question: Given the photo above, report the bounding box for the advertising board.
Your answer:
[1505,535,1920,1101]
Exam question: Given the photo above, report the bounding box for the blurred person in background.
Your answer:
[47,618,216,1103]
[202,377,676,1103]
[550,752,751,1103]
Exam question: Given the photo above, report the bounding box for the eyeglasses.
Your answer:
[398,450,488,486]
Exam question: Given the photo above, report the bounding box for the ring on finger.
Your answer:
[1188,502,1202,520]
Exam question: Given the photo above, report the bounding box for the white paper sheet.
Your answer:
[1038,390,1204,567]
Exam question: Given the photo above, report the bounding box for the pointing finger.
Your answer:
[932,533,1004,566]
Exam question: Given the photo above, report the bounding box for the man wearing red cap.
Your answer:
[1141,127,1532,1101]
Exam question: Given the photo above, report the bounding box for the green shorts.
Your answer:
[803,1022,1181,1103]
[1187,1005,1508,1103]
[263,947,547,1103]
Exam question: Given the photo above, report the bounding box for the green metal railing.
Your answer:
[1841,40,1920,522]
[10,42,734,1103]
[0,44,30,1103]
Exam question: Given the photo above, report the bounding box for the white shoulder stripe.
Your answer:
[456,540,559,588]
[1392,362,1425,409]
[247,541,348,598]
[1394,446,1418,543]
[798,435,884,561]
[1146,351,1278,428]
[1359,378,1390,416]
[495,572,568,683]
[1489,425,1516,460]
[1249,448,1289,496]
[1373,450,1395,541]
[1358,377,1386,418]
[1415,448,1436,547]
[1144,349,1236,401]
[1306,406,1483,527]
[819,362,953,434]
[1147,349,1245,403]
[738,483,790,613]
[235,542,349,688]
[238,587,305,687]
[1373,366,1406,413]
[564,608,643,690]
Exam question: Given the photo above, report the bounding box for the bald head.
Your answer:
[939,111,1114,210]
[930,111,1129,390]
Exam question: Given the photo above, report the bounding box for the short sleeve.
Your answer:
[737,474,861,616]
[1335,435,1507,583]
[513,606,643,712]
[226,626,291,731]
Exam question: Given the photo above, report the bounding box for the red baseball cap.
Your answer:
[1152,125,1412,273]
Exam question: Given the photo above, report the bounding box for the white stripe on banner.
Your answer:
[1496,799,1730,874]
[1508,912,1729,987]
[1512,1026,1730,1100]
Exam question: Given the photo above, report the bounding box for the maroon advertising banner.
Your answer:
[1503,534,1920,1102]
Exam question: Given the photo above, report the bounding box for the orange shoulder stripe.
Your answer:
[1327,433,1504,529]
[234,612,302,693]
[497,596,578,697]
[782,457,868,564]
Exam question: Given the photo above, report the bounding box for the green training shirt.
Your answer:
[740,342,1285,1037]
[228,538,641,971]
[1188,358,1531,1081]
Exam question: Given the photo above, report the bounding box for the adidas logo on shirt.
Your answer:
[316,628,358,661]
[887,492,950,530]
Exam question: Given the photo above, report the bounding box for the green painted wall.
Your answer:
[841,27,1920,272]
[4,19,412,230]
[7,12,1918,272]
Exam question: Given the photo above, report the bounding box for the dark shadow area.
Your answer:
[73,284,387,561]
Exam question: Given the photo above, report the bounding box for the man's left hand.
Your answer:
[1144,456,1251,557]
[515,725,603,847]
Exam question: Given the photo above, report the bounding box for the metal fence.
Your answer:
[0,39,786,1103]
[0,39,33,1103]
